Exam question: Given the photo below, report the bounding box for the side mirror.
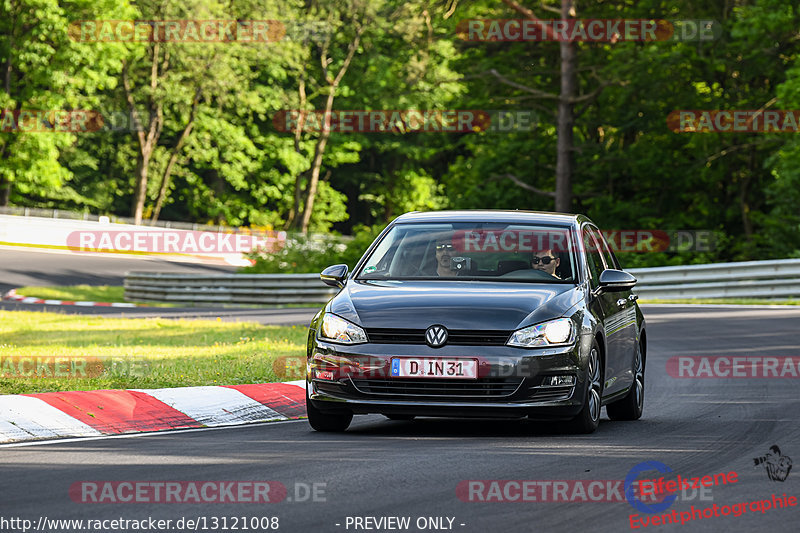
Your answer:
[598,269,637,292]
[320,264,349,288]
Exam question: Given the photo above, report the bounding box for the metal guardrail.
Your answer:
[124,259,800,305]
[124,272,337,305]
[628,259,800,299]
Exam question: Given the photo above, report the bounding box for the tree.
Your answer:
[284,0,368,233]
[0,0,130,207]
[121,1,222,224]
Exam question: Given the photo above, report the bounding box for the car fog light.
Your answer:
[315,370,335,381]
[544,375,575,386]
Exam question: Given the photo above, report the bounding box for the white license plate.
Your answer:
[390,358,477,379]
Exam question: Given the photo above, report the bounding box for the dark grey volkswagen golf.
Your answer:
[305,210,646,433]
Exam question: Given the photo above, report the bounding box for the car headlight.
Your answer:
[318,313,368,344]
[507,318,576,348]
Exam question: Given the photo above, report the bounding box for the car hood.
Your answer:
[328,280,583,331]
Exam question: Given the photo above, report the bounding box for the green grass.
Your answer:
[0,311,308,394]
[14,285,317,308]
[639,298,800,305]
[15,284,181,307]
[17,284,126,302]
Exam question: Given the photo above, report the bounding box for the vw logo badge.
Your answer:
[425,325,448,348]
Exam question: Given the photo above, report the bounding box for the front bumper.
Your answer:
[307,336,592,420]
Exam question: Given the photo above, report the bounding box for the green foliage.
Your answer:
[0,0,132,206]
[4,0,800,264]
[244,223,386,273]
[244,233,348,274]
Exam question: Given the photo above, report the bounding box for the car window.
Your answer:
[363,228,397,272]
[582,227,606,288]
[357,222,577,283]
[590,226,618,270]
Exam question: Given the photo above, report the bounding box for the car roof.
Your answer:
[393,210,589,226]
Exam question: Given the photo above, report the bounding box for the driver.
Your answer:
[531,249,561,278]
[434,234,456,276]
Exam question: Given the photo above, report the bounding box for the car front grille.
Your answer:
[349,377,523,401]
[365,328,511,346]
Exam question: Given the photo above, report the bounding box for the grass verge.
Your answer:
[13,285,180,307]
[12,285,317,308]
[0,311,307,395]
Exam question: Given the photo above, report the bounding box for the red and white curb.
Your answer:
[0,380,306,444]
[2,288,139,307]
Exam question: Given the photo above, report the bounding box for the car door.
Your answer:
[581,225,629,397]
[592,227,638,394]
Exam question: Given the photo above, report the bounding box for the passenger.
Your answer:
[531,249,561,278]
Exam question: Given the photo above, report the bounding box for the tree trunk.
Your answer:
[151,89,201,224]
[0,143,10,206]
[2,26,14,207]
[288,21,363,233]
[0,177,10,206]
[132,156,151,223]
[123,44,164,225]
[740,149,755,242]
[500,0,577,212]
[149,143,180,224]
[285,81,308,229]
[555,0,576,213]
[298,90,336,233]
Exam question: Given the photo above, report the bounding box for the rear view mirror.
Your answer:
[320,264,349,288]
[598,269,637,292]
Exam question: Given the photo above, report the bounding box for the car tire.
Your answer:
[306,387,353,432]
[384,414,416,421]
[606,339,644,421]
[566,341,603,434]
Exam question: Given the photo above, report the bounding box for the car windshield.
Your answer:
[356,222,577,283]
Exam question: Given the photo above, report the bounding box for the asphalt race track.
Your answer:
[0,247,237,294]
[2,305,799,533]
